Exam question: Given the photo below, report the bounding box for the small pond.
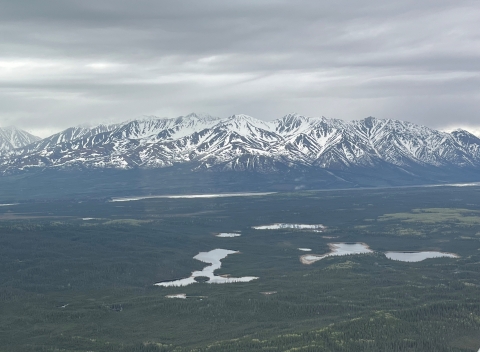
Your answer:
[216,233,241,238]
[301,243,372,264]
[385,251,459,262]
[253,223,325,230]
[155,248,258,287]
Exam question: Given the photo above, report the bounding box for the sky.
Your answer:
[1,0,480,137]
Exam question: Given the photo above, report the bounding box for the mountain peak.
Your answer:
[281,113,308,121]
[0,126,41,152]
[284,112,305,118]
[360,116,381,127]
[229,114,256,121]
[450,128,480,142]
[451,128,470,134]
[1,125,17,131]
[224,114,273,128]
[184,112,217,120]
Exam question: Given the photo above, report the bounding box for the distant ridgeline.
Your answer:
[1,113,480,198]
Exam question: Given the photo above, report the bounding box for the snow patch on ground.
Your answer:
[298,248,312,252]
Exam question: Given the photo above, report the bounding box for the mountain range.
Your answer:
[1,113,480,177]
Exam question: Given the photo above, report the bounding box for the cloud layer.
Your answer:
[1,0,479,136]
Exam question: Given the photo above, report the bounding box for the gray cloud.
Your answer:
[0,0,479,136]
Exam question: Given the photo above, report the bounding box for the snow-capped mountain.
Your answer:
[2,113,480,176]
[0,126,40,152]
[19,123,120,154]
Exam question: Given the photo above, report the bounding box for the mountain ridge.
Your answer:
[2,114,480,178]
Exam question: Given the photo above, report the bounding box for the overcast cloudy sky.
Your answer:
[1,0,479,137]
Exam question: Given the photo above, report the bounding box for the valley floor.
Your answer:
[1,186,480,351]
